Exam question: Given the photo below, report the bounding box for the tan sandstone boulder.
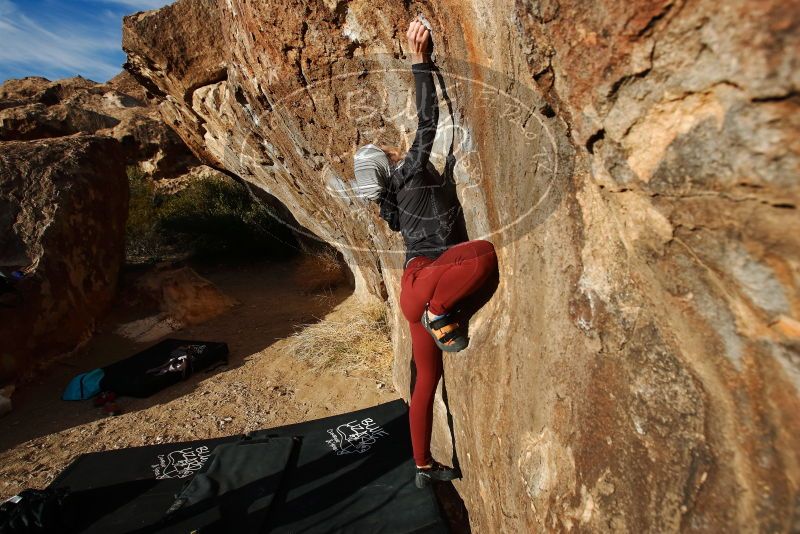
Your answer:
[0,136,128,382]
[0,73,199,180]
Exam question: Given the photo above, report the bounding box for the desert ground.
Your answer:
[0,259,397,498]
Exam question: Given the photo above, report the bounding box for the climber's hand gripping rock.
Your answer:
[406,18,431,65]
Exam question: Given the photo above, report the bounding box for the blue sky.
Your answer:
[0,0,173,83]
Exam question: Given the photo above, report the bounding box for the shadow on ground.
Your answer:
[0,259,350,451]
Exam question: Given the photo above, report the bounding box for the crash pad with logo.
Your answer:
[48,399,448,533]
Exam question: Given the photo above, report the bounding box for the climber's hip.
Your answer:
[399,240,497,324]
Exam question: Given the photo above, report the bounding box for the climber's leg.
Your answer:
[399,241,497,465]
[407,320,442,466]
[425,240,497,316]
[400,258,443,466]
[410,241,497,351]
[406,241,498,320]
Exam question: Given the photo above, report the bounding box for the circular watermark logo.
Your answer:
[225,54,570,260]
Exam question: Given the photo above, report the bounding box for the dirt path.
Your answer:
[0,260,398,499]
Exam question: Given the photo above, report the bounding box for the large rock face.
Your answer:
[123,0,799,531]
[0,137,128,381]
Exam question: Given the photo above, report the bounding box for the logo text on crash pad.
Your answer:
[325,418,389,455]
[151,445,211,479]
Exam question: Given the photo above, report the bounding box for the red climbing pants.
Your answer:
[399,239,498,466]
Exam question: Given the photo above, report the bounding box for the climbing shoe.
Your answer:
[415,460,460,488]
[421,306,468,352]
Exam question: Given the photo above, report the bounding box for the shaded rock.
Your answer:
[0,136,128,382]
[123,0,800,531]
[135,266,237,325]
[116,266,236,343]
[0,395,10,418]
[0,384,13,418]
[115,314,184,344]
[107,70,150,103]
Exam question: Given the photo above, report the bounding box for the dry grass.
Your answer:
[292,248,349,293]
[286,299,393,382]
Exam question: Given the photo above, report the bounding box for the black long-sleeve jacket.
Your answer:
[380,63,465,266]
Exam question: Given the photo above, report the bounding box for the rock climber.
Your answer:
[352,18,498,488]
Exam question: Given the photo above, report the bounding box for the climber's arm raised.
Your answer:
[395,19,439,183]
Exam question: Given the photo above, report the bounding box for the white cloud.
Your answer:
[0,0,149,82]
[94,0,173,9]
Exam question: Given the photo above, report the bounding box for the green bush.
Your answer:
[125,167,297,263]
[126,168,163,261]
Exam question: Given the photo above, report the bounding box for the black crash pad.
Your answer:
[48,399,448,533]
[101,339,229,398]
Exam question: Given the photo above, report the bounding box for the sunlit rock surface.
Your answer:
[0,73,199,179]
[123,0,799,530]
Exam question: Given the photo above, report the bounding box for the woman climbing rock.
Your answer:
[352,18,498,488]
